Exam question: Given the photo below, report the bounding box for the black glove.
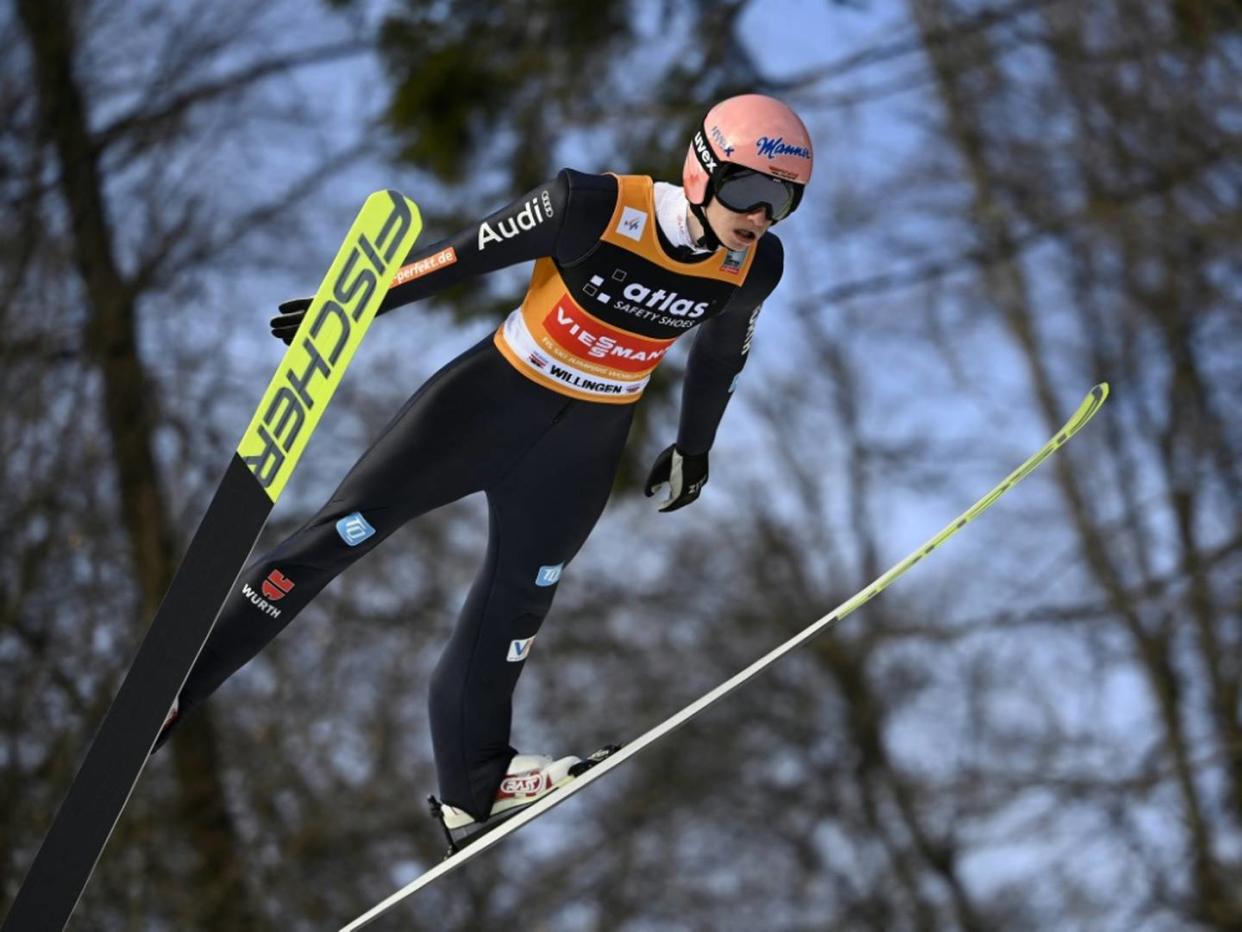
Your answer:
[643,444,709,512]
[269,297,311,345]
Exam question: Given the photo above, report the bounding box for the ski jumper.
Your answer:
[175,170,784,820]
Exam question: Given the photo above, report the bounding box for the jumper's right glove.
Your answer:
[269,297,310,345]
[643,444,709,512]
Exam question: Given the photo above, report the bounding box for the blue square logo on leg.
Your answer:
[336,512,376,547]
[535,563,563,587]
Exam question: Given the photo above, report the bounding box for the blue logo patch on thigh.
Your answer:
[508,636,536,662]
[336,512,376,547]
[535,563,563,587]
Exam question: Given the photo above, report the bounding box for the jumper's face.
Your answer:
[704,198,772,252]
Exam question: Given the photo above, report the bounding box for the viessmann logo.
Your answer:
[241,192,415,493]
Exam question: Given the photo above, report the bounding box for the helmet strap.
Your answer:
[687,198,722,252]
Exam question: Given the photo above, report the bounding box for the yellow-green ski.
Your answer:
[240,189,422,501]
[4,191,422,932]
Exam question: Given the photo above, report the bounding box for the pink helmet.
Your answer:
[683,94,814,207]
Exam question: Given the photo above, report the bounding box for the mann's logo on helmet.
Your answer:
[755,135,811,160]
[692,131,717,174]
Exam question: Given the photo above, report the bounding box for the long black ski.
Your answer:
[2,190,422,932]
[339,384,1110,931]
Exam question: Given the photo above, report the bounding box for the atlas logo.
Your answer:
[693,131,717,174]
[584,270,710,319]
[241,191,414,492]
[478,191,554,250]
[756,136,811,160]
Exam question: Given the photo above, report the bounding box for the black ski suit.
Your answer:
[175,169,783,820]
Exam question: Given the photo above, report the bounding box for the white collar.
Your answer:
[653,182,712,254]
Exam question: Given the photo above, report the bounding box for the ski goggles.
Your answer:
[712,167,804,221]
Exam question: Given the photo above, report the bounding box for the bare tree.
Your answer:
[2,0,378,926]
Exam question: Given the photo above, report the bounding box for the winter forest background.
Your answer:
[2,0,1240,929]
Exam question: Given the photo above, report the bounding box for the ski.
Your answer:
[339,383,1110,932]
[2,191,422,932]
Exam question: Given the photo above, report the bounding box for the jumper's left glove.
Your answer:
[269,297,311,345]
[644,444,709,512]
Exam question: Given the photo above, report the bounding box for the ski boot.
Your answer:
[429,745,620,855]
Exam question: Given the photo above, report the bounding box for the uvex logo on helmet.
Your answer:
[692,131,717,175]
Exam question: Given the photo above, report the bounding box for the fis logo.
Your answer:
[507,637,537,662]
[478,190,555,250]
[616,206,647,241]
[240,191,416,497]
[693,131,717,174]
[336,511,376,547]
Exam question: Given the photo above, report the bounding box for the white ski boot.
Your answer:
[429,746,621,855]
[437,753,582,831]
